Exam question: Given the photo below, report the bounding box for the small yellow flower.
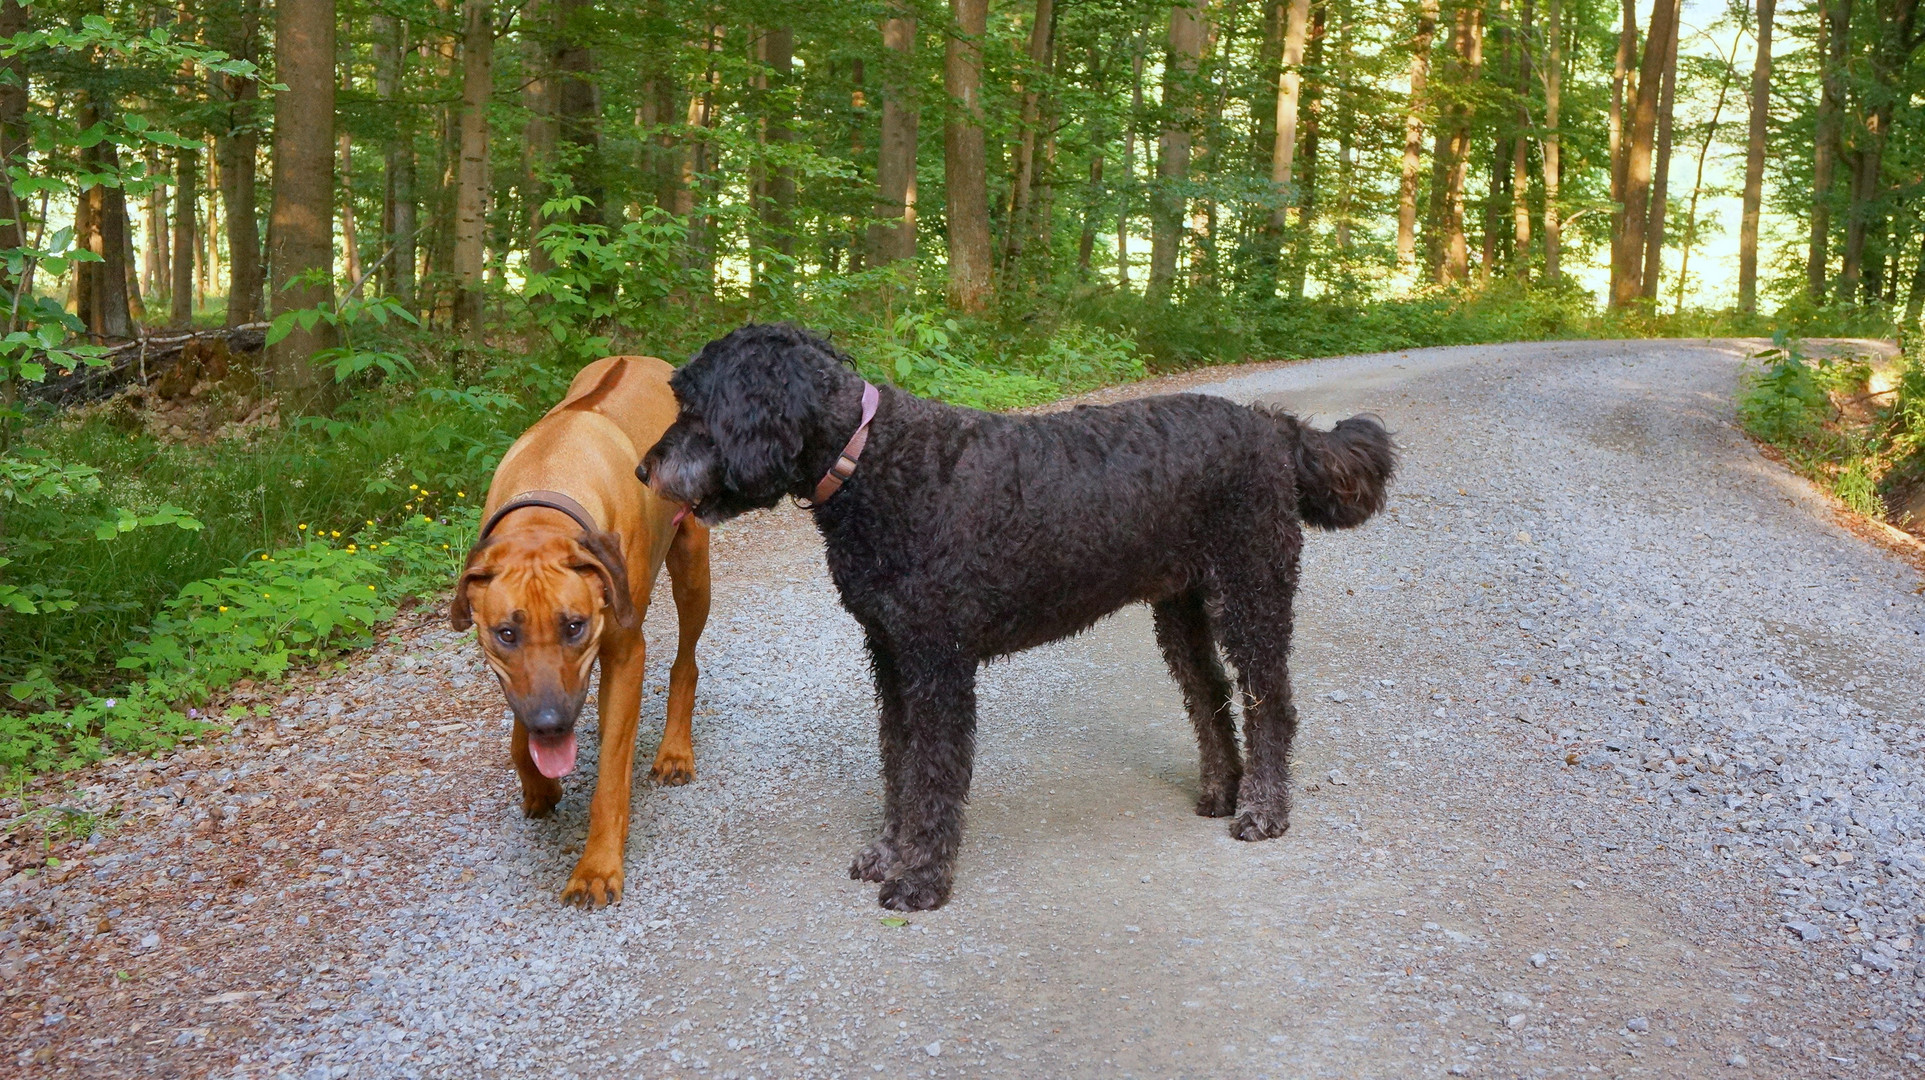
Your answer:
[409,483,418,490]
[404,504,414,511]
[367,585,376,591]
[441,543,450,550]
[261,593,270,599]
[346,544,357,552]
[365,519,375,526]
[218,605,228,612]
[330,531,340,538]
[457,492,466,498]
[260,554,270,561]
[298,523,308,531]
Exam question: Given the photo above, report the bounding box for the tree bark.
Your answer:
[1511,0,1533,279]
[760,26,796,284]
[1808,0,1850,301]
[1541,0,1561,279]
[1288,1,1324,299]
[1002,0,1054,275]
[372,10,415,305]
[871,9,919,267]
[945,0,993,311]
[1608,0,1637,235]
[214,2,262,325]
[1737,0,1774,312]
[1396,0,1440,274]
[1612,0,1677,308]
[1118,30,1146,287]
[1641,0,1680,302]
[1269,0,1310,236]
[1437,3,1484,284]
[74,98,135,340]
[451,0,492,336]
[1148,0,1206,305]
[1838,0,1918,304]
[266,0,336,406]
[0,0,26,298]
[553,0,602,224]
[171,149,197,326]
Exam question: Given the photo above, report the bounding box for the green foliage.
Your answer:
[0,508,474,776]
[1737,336,1899,519]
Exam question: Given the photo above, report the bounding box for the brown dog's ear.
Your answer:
[449,537,498,631]
[573,528,639,629]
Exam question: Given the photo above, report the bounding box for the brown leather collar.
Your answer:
[804,382,880,507]
[480,489,598,539]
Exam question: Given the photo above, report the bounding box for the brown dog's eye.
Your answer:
[494,626,517,647]
[563,618,587,640]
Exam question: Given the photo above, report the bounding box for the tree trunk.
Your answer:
[1808,0,1850,302]
[266,0,337,407]
[1148,0,1206,305]
[1675,20,1740,312]
[171,149,197,326]
[1608,0,1637,234]
[1002,0,1054,276]
[1396,0,1440,274]
[554,0,602,223]
[870,9,918,267]
[214,2,262,325]
[75,98,135,340]
[519,1,555,273]
[0,0,27,299]
[1641,0,1680,303]
[1269,0,1310,235]
[1332,9,1355,252]
[1437,3,1483,284]
[1078,151,1103,274]
[760,26,796,286]
[337,126,362,289]
[1612,0,1677,308]
[372,11,415,305]
[1905,228,1925,325]
[1838,0,1916,304]
[1118,31,1145,288]
[451,0,491,335]
[945,0,993,311]
[1541,0,1561,279]
[1737,0,1774,312]
[143,166,166,302]
[1287,1,1324,299]
[1510,0,1533,279]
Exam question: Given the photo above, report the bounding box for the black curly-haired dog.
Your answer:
[639,323,1395,911]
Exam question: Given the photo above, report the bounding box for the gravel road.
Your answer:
[8,338,1925,1078]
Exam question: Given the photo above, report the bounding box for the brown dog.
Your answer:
[450,355,710,907]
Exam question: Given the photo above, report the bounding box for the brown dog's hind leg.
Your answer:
[563,631,646,908]
[511,718,564,818]
[652,516,709,786]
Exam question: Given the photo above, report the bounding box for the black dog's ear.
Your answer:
[449,536,498,631]
[572,528,639,629]
[704,343,816,500]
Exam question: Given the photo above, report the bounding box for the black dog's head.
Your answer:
[639,324,863,523]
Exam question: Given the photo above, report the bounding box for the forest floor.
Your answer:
[8,338,1925,1079]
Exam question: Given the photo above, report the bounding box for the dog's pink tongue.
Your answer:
[530,733,577,778]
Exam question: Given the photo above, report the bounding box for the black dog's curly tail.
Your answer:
[1260,408,1397,530]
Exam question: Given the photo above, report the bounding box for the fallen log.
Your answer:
[30,324,269,408]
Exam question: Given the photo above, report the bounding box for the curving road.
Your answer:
[7,339,1925,1079]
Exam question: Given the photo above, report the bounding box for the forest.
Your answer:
[0,0,1919,774]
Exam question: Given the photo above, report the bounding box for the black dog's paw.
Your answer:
[1195,783,1239,818]
[849,839,900,883]
[878,873,951,912]
[1231,808,1290,841]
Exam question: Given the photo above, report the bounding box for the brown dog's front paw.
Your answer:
[849,839,899,883]
[1195,782,1239,818]
[560,859,623,908]
[1231,807,1290,841]
[522,778,563,818]
[878,872,950,912]
[649,749,695,786]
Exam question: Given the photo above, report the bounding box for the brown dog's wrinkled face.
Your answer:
[449,530,635,779]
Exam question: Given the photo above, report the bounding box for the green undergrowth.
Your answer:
[1,285,1899,778]
[1737,335,1925,523]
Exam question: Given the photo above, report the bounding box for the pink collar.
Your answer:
[805,382,880,506]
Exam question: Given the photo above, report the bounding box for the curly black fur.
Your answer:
[640,323,1396,911]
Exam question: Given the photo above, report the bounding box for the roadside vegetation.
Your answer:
[1739,335,1925,536]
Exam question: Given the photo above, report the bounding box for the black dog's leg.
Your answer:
[851,634,906,883]
[1152,592,1240,817]
[877,651,977,912]
[1216,561,1301,842]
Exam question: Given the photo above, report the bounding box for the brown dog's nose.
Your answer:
[527,704,569,738]
[634,459,651,484]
